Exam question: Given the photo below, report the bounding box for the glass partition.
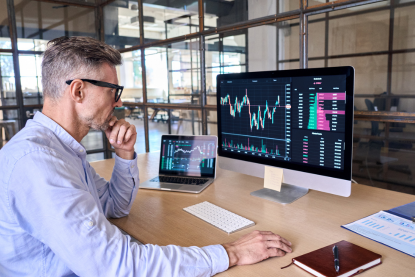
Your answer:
[392,53,415,106]
[1,0,415,196]
[0,109,19,149]
[353,120,415,194]
[143,0,199,42]
[19,54,43,105]
[14,0,96,50]
[204,0,299,31]
[328,9,389,56]
[393,5,415,50]
[81,129,104,151]
[0,53,16,106]
[205,30,246,106]
[278,0,300,13]
[308,16,325,58]
[329,55,388,99]
[307,1,415,194]
[278,19,300,62]
[207,110,217,136]
[86,153,105,162]
[147,107,202,152]
[104,1,140,49]
[118,51,143,103]
[145,39,200,104]
[0,0,11,49]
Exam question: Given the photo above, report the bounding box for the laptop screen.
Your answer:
[159,135,217,177]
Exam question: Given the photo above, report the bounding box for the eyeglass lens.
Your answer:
[115,89,122,102]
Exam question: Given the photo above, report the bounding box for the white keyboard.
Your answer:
[183,201,255,234]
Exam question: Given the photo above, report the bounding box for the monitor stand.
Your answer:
[250,184,309,204]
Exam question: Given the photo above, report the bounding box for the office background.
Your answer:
[0,0,414,195]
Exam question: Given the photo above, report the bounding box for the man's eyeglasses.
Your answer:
[66,79,124,102]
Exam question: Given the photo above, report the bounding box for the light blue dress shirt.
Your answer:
[0,112,228,277]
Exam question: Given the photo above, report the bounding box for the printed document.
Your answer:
[343,211,415,257]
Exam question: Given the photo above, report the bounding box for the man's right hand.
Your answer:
[222,230,292,267]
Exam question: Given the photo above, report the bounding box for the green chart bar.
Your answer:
[307,93,317,129]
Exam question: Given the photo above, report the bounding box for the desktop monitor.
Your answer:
[216,66,354,204]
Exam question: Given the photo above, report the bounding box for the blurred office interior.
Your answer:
[1,0,415,195]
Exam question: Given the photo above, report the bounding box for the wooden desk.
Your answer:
[91,152,415,276]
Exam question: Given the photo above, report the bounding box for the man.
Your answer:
[0,36,292,276]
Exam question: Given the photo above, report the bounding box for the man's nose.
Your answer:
[115,97,123,108]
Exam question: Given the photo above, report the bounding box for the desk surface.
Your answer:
[91,152,415,276]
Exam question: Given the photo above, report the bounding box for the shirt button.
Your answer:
[130,164,134,168]
[88,221,94,227]
[80,149,84,153]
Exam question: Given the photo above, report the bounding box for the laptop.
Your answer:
[140,135,217,193]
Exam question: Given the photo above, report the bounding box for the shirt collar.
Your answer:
[31,112,87,158]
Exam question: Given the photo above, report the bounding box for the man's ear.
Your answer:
[69,79,86,103]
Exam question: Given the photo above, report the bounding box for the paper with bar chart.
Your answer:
[342,211,415,257]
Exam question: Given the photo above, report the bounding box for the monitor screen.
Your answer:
[158,135,217,177]
[217,67,354,181]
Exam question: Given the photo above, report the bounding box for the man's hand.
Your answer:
[222,230,292,267]
[104,116,137,160]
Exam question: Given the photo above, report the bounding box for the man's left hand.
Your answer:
[105,116,137,160]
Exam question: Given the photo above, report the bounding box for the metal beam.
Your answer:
[354,111,415,124]
[284,1,415,26]
[97,0,117,8]
[305,0,384,15]
[33,0,95,8]
[119,103,415,124]
[299,0,308,69]
[25,8,92,39]
[138,0,149,152]
[0,104,43,110]
[7,0,25,130]
[17,50,44,55]
[123,102,203,110]
[32,0,95,8]
[119,9,301,53]
[324,0,329,68]
[95,4,105,42]
[198,0,207,135]
[279,48,415,63]
[118,0,384,53]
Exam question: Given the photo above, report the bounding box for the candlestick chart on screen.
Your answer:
[219,81,291,159]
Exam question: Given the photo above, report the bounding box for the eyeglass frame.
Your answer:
[65,79,124,102]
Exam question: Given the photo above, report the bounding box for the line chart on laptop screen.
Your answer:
[160,139,216,174]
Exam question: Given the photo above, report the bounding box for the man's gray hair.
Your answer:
[41,36,122,101]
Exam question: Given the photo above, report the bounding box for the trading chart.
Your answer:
[160,139,216,175]
[219,78,292,160]
[291,76,346,132]
[218,74,348,170]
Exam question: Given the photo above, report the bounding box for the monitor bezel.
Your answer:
[158,135,217,177]
[216,66,354,181]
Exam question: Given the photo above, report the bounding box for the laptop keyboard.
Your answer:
[150,176,209,185]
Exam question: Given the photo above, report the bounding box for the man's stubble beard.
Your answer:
[82,109,114,131]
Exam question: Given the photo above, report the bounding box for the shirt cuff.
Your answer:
[201,244,229,276]
[114,152,138,177]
